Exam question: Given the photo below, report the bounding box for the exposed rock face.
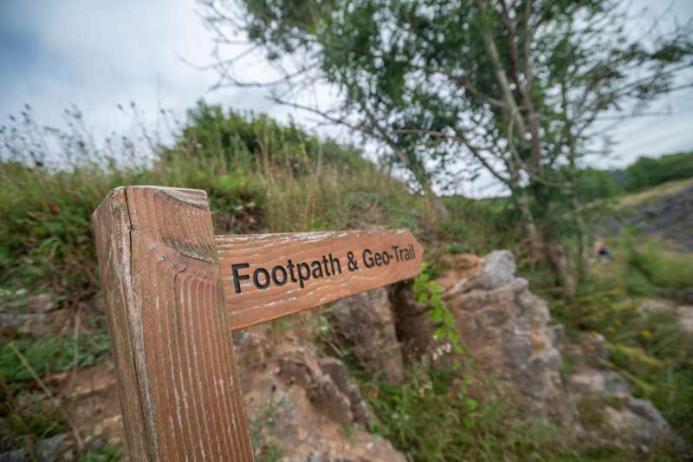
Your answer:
[6,249,681,460]
[441,251,573,424]
[0,293,69,336]
[638,298,693,334]
[388,284,434,361]
[235,325,405,462]
[594,184,693,251]
[327,288,405,382]
[0,433,71,462]
[438,250,680,453]
[51,324,403,462]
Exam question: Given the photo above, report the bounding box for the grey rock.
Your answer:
[626,398,670,433]
[503,334,533,368]
[603,371,630,395]
[570,368,630,395]
[474,250,517,291]
[592,184,693,251]
[0,433,69,462]
[0,293,65,336]
[579,332,610,361]
[319,357,373,424]
[328,288,404,383]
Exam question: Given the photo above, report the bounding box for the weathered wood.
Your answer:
[216,230,423,330]
[92,186,254,461]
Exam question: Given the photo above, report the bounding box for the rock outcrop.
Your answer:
[326,288,405,383]
[50,324,405,461]
[3,249,683,460]
[0,293,69,336]
[233,325,405,461]
[440,250,680,453]
[441,251,573,424]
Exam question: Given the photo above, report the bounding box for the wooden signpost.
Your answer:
[92,186,423,461]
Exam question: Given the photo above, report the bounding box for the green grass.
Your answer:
[0,331,111,385]
[0,101,431,459]
[0,329,112,453]
[616,177,693,209]
[548,276,693,445]
[2,101,691,460]
[76,444,123,462]
[360,365,581,462]
[623,236,693,291]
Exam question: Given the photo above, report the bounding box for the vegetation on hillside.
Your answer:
[545,233,693,442]
[0,102,424,307]
[1,102,692,460]
[575,152,693,202]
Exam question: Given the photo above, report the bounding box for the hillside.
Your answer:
[592,178,693,251]
[1,106,692,461]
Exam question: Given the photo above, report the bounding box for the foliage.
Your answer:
[413,264,463,355]
[250,398,287,462]
[204,0,693,274]
[171,101,368,172]
[76,445,123,462]
[0,332,111,384]
[620,233,693,292]
[548,268,693,444]
[574,168,622,202]
[363,365,570,461]
[569,152,693,202]
[623,151,693,193]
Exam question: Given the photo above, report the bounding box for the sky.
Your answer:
[1,0,692,196]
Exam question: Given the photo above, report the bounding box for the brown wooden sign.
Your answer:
[92,186,423,461]
[217,230,422,330]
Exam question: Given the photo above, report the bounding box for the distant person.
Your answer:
[594,238,612,261]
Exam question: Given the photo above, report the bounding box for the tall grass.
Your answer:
[546,233,693,444]
[0,102,425,307]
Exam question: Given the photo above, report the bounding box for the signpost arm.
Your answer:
[92,186,254,461]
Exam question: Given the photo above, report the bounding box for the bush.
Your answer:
[549,276,693,444]
[0,332,111,384]
[624,238,693,290]
[364,365,569,461]
[624,151,693,192]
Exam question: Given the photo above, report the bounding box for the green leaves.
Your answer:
[0,333,111,384]
[413,264,463,354]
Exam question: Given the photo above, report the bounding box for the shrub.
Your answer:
[624,151,693,192]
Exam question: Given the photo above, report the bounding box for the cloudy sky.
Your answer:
[1,0,692,194]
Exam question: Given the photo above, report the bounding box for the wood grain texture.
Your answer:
[93,186,254,461]
[216,230,423,330]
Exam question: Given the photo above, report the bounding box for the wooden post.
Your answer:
[92,186,254,461]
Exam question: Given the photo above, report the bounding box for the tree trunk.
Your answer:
[516,190,543,263]
[546,241,576,300]
[571,189,589,282]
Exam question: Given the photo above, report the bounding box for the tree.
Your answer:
[199,0,693,293]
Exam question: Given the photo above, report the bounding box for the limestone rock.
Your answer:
[442,254,570,421]
[327,288,405,382]
[569,367,630,395]
[0,293,68,336]
[638,298,693,334]
[438,250,683,454]
[678,305,693,333]
[53,321,402,462]
[446,250,516,296]
[237,325,405,462]
[0,433,71,462]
